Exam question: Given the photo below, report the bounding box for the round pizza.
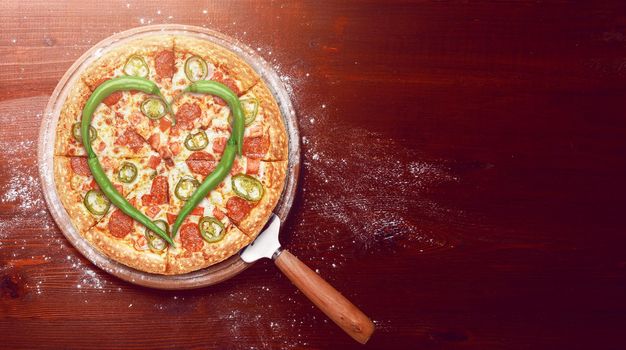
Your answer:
[53,35,288,274]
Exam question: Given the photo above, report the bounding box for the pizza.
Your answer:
[53,35,288,275]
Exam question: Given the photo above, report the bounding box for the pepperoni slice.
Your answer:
[246,158,260,175]
[141,176,168,206]
[159,118,172,132]
[150,176,169,204]
[166,212,177,225]
[70,157,91,176]
[154,50,175,79]
[213,70,241,95]
[226,197,254,224]
[115,129,145,151]
[146,205,160,218]
[242,135,270,159]
[175,103,201,131]
[94,78,122,106]
[229,159,242,176]
[191,206,204,216]
[213,207,225,220]
[180,223,204,252]
[185,151,216,176]
[212,137,227,154]
[148,155,161,169]
[148,133,160,150]
[109,209,134,238]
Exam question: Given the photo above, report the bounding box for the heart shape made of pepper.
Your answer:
[81,76,245,247]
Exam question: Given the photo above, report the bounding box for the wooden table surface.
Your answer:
[2,1,626,349]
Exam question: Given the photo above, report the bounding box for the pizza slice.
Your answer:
[165,155,252,273]
[53,155,152,234]
[84,155,171,274]
[172,36,260,96]
[225,82,288,161]
[206,157,287,239]
[81,35,176,103]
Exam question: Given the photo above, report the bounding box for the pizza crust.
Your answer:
[54,80,91,156]
[81,35,175,90]
[166,223,251,275]
[174,36,260,93]
[86,215,167,275]
[53,156,100,233]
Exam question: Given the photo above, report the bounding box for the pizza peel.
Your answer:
[241,215,375,344]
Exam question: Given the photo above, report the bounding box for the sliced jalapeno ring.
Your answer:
[141,97,166,120]
[175,176,200,201]
[232,174,264,201]
[72,122,97,143]
[184,130,209,151]
[123,55,149,78]
[118,162,138,183]
[145,220,169,252]
[229,98,259,127]
[198,216,225,243]
[83,189,111,215]
[184,56,208,82]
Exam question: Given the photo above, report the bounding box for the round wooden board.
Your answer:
[37,25,300,290]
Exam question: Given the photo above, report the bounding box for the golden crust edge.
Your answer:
[53,156,99,234]
[165,225,251,275]
[81,35,175,89]
[174,36,260,92]
[86,224,168,275]
[249,82,289,161]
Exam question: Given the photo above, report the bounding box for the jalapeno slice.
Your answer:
[72,122,97,143]
[118,162,138,183]
[232,174,264,201]
[123,55,149,78]
[184,130,209,151]
[145,220,168,252]
[175,177,200,201]
[184,56,208,82]
[228,98,259,127]
[141,97,166,120]
[83,189,111,215]
[198,216,226,243]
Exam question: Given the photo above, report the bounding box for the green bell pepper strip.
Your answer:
[81,76,174,246]
[184,80,245,155]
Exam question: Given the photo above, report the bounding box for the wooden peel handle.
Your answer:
[274,249,375,344]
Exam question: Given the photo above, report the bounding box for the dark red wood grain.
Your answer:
[2,1,626,349]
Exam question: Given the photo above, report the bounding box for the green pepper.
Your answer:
[184,56,208,82]
[171,140,237,236]
[82,76,173,245]
[72,122,96,143]
[198,217,225,243]
[184,130,209,151]
[232,174,264,201]
[83,189,110,215]
[141,97,167,120]
[123,55,149,78]
[175,177,200,201]
[118,162,137,183]
[171,81,244,236]
[145,220,168,252]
